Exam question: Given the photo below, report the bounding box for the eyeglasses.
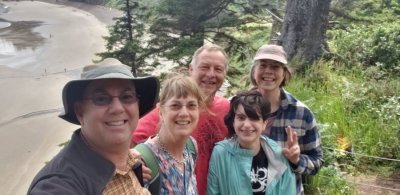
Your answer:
[257,62,283,70]
[164,103,199,111]
[83,91,139,106]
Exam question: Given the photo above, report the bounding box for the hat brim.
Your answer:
[253,54,287,65]
[59,76,159,125]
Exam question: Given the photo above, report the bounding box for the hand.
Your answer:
[131,149,152,182]
[141,164,152,182]
[282,126,300,165]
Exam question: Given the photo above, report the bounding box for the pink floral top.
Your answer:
[144,137,198,195]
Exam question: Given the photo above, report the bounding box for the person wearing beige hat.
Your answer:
[250,44,323,195]
[28,58,159,194]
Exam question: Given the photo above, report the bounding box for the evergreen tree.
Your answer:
[144,0,275,66]
[97,0,148,76]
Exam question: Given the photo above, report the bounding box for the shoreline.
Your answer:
[36,0,122,25]
[0,1,114,194]
[0,0,112,72]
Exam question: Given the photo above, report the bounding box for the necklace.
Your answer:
[157,134,187,164]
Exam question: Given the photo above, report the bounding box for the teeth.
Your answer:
[240,130,256,133]
[176,121,190,125]
[203,81,216,85]
[107,121,125,126]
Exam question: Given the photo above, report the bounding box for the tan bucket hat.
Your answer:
[59,58,159,125]
[253,44,287,64]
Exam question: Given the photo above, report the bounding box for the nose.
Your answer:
[263,65,274,73]
[108,97,124,113]
[178,105,190,116]
[206,68,216,77]
[242,118,252,128]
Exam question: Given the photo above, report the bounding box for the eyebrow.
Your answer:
[234,110,246,115]
[91,88,135,94]
[260,60,281,65]
[170,99,197,104]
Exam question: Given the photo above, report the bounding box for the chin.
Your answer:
[239,137,256,143]
[181,128,194,135]
[202,89,215,96]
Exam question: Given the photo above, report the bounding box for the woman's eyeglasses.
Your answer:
[83,92,139,106]
[164,103,199,111]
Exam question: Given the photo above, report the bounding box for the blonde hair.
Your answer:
[159,74,206,110]
[190,44,229,70]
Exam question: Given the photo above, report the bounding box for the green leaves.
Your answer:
[97,0,148,76]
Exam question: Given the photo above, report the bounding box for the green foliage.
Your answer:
[304,166,356,195]
[97,0,149,76]
[224,27,272,96]
[141,0,277,67]
[367,28,400,71]
[144,0,233,65]
[329,0,400,75]
[287,61,400,174]
[160,36,204,65]
[329,23,400,75]
[99,0,279,73]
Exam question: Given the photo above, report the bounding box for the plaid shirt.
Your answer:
[103,153,150,195]
[264,89,323,195]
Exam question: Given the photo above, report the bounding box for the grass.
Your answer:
[284,61,400,194]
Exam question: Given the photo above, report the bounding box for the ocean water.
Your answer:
[0,21,10,28]
[0,3,45,70]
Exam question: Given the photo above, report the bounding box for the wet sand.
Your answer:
[0,1,118,194]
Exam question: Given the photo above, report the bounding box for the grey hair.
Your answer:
[190,44,229,71]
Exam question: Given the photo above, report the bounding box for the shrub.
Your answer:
[329,23,400,75]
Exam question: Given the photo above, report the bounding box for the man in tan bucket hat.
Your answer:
[28,58,159,194]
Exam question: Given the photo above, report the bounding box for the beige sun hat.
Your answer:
[59,58,160,125]
[253,44,287,65]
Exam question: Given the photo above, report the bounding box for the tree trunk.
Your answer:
[125,0,134,42]
[130,52,137,76]
[279,0,331,70]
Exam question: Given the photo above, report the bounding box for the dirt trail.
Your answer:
[346,174,400,194]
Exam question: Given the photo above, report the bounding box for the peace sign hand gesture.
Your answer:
[282,126,300,165]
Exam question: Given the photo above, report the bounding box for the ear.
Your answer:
[158,107,164,122]
[188,64,194,74]
[74,102,84,125]
[262,119,268,130]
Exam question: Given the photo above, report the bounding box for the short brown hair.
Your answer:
[224,90,271,138]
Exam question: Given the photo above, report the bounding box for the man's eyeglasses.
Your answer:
[164,103,199,111]
[83,92,139,106]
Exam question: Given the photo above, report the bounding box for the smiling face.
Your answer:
[253,59,285,93]
[189,49,227,100]
[233,104,266,149]
[160,96,200,138]
[74,79,138,150]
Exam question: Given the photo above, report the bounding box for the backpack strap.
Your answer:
[134,143,161,195]
[132,161,144,187]
[186,136,197,161]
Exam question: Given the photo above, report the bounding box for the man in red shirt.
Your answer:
[132,44,230,195]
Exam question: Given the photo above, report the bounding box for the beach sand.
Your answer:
[0,1,119,194]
